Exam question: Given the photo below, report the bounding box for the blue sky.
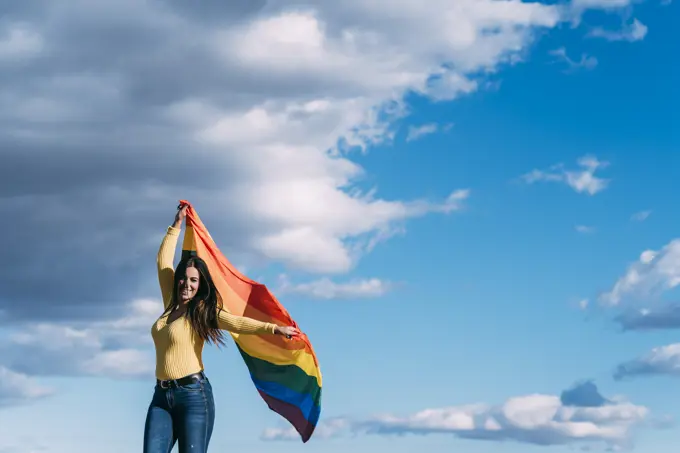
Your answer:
[0,1,678,452]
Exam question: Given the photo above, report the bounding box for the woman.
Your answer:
[144,204,299,453]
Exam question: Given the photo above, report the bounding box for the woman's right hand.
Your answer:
[173,204,188,228]
[275,325,300,339]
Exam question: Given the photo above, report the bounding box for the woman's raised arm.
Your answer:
[156,205,187,308]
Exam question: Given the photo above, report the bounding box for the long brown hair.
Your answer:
[162,256,226,346]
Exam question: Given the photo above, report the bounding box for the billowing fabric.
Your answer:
[179,200,322,442]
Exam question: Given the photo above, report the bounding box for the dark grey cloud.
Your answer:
[0,0,51,21]
[560,380,610,407]
[0,6,307,322]
[0,184,271,322]
[1,341,153,380]
[157,0,268,24]
[614,343,680,380]
[615,304,680,331]
[0,0,289,322]
[0,190,168,321]
[0,299,159,378]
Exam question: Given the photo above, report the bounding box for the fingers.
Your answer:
[288,327,301,337]
[280,326,300,339]
[176,204,188,219]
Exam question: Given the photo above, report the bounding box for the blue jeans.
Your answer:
[143,375,215,453]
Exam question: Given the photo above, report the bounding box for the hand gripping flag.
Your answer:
[178,200,322,442]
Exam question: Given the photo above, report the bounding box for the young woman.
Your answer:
[144,204,298,453]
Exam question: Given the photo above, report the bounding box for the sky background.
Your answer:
[0,0,678,452]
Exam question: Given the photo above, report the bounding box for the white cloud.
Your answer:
[521,155,610,195]
[171,1,560,271]
[263,417,352,441]
[600,239,680,306]
[589,18,648,42]
[245,187,469,273]
[0,366,54,407]
[631,210,651,222]
[278,274,392,299]
[576,225,595,234]
[81,349,152,377]
[549,47,598,72]
[425,72,479,101]
[263,385,649,449]
[2,299,160,379]
[406,123,439,141]
[615,343,680,379]
[107,298,163,329]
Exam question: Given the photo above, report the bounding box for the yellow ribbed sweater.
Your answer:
[151,226,277,380]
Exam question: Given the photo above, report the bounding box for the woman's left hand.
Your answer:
[275,326,300,338]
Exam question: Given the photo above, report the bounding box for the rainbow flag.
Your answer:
[178,200,322,442]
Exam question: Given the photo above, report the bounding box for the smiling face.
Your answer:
[178,265,200,303]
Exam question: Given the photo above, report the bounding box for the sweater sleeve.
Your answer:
[216,307,277,334]
[157,226,180,309]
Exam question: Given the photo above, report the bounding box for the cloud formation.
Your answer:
[589,18,649,42]
[549,47,599,72]
[600,239,680,306]
[0,366,54,408]
[278,275,392,299]
[631,210,652,222]
[263,382,648,449]
[0,299,159,379]
[0,0,574,323]
[521,155,610,195]
[576,225,596,234]
[560,381,610,407]
[406,123,452,142]
[615,343,680,380]
[615,304,680,331]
